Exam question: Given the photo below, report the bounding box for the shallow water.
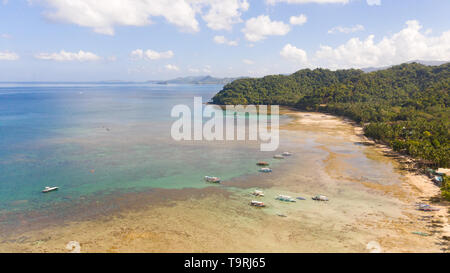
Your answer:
[0,84,291,230]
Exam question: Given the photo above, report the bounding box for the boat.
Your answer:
[276,195,296,202]
[256,161,269,166]
[42,186,59,193]
[252,190,265,197]
[418,206,440,212]
[273,155,284,159]
[312,195,329,201]
[276,213,287,217]
[204,176,221,183]
[282,152,292,156]
[296,197,306,200]
[250,200,266,207]
[259,168,272,173]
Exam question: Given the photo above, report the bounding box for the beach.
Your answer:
[1,109,448,253]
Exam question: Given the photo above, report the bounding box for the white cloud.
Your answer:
[290,14,307,26]
[314,20,450,68]
[280,44,308,64]
[1,33,11,39]
[165,64,180,71]
[328,24,364,34]
[34,0,250,35]
[266,0,349,5]
[197,0,249,31]
[131,49,174,60]
[0,51,19,61]
[366,0,381,6]
[35,50,100,61]
[243,59,254,64]
[213,35,238,46]
[242,15,290,42]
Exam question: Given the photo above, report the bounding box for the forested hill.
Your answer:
[212,62,450,169]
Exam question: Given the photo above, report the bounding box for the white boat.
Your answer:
[282,152,292,156]
[273,155,284,159]
[252,190,265,197]
[204,176,221,183]
[259,168,272,173]
[312,195,329,201]
[276,195,296,202]
[250,200,266,207]
[42,186,59,193]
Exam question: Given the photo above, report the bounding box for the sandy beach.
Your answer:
[0,110,448,253]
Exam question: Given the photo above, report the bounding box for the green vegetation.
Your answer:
[212,62,450,199]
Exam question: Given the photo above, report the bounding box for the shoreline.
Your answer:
[281,109,449,251]
[0,108,448,253]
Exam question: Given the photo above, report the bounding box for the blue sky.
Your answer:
[0,0,449,81]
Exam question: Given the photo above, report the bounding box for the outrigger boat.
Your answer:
[251,190,265,197]
[282,152,292,156]
[273,155,284,159]
[250,200,266,207]
[256,161,269,166]
[312,195,329,201]
[276,195,296,202]
[259,168,272,173]
[42,186,59,193]
[204,176,221,183]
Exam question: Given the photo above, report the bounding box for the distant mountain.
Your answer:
[362,60,448,72]
[151,75,243,85]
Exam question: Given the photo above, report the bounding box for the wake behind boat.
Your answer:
[42,186,59,193]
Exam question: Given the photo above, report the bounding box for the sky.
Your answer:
[0,0,449,81]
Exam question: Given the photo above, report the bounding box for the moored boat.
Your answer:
[42,186,59,193]
[256,161,269,166]
[259,168,272,173]
[252,190,265,197]
[273,155,284,159]
[204,176,221,183]
[250,200,266,207]
[282,152,292,156]
[276,195,296,202]
[312,195,329,201]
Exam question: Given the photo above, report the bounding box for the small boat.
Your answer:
[256,161,269,166]
[42,186,59,193]
[276,213,287,217]
[418,206,440,212]
[296,197,306,200]
[282,152,292,156]
[273,155,284,159]
[276,195,296,202]
[252,190,265,197]
[259,168,272,173]
[250,200,266,207]
[204,176,221,183]
[312,195,329,201]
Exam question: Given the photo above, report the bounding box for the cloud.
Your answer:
[213,35,238,46]
[242,15,290,42]
[198,0,249,31]
[328,24,364,34]
[35,50,100,61]
[131,49,174,60]
[242,59,254,64]
[165,64,180,71]
[1,33,11,39]
[35,0,250,35]
[0,51,19,61]
[266,0,349,5]
[314,20,450,68]
[280,44,308,64]
[290,14,307,26]
[366,0,381,6]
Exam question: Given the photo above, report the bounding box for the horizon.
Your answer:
[0,0,449,81]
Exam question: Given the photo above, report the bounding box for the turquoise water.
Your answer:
[0,84,283,221]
